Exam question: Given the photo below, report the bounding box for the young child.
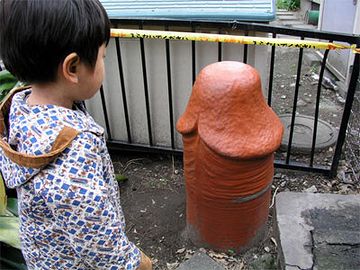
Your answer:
[0,0,152,269]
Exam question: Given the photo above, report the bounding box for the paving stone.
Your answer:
[275,192,360,270]
[313,230,360,245]
[176,251,225,270]
[313,236,360,270]
[312,229,360,270]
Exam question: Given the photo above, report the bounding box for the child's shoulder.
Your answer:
[12,89,103,131]
[9,89,104,154]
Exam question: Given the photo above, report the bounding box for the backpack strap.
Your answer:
[0,87,80,168]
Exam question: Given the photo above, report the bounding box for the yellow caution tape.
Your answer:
[111,28,360,54]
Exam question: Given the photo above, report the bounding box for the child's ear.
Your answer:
[62,53,80,83]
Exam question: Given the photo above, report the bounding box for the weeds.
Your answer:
[276,0,300,11]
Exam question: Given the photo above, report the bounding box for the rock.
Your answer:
[338,184,352,194]
[290,178,297,183]
[304,185,318,193]
[167,262,179,269]
[322,76,338,91]
[303,97,312,103]
[337,170,354,184]
[297,99,307,107]
[336,93,345,104]
[270,237,278,247]
[249,254,276,270]
[312,73,320,80]
[176,248,186,254]
[176,251,226,270]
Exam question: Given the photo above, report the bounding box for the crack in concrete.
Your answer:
[325,242,360,247]
[309,229,315,270]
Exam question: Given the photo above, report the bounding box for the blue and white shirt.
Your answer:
[0,89,141,269]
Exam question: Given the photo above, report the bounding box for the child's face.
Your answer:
[77,44,106,100]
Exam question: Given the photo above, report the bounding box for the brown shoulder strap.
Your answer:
[0,87,80,168]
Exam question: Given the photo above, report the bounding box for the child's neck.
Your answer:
[28,82,74,109]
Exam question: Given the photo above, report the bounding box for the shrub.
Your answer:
[277,0,300,10]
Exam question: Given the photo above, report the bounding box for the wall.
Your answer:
[86,26,271,149]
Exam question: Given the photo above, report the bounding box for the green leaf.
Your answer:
[0,69,16,82]
[0,69,18,102]
[0,243,27,270]
[0,257,27,270]
[7,198,19,217]
[0,70,17,87]
[0,216,21,249]
[0,81,17,92]
[115,174,128,183]
[0,175,7,215]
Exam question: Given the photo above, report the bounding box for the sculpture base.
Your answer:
[185,222,268,254]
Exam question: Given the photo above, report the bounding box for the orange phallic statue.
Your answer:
[176,61,284,252]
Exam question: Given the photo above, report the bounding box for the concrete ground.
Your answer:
[275,192,360,270]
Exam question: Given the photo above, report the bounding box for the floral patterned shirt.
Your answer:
[0,89,141,269]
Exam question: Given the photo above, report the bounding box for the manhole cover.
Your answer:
[279,114,337,153]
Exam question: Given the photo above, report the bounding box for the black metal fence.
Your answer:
[97,19,360,178]
[2,20,359,178]
[344,68,360,182]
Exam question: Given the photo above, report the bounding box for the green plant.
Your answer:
[277,0,300,11]
[0,70,18,101]
[0,174,22,251]
[0,175,26,269]
[0,71,27,269]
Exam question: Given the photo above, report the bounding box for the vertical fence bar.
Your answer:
[192,25,196,84]
[139,24,153,146]
[286,37,304,164]
[115,37,132,143]
[165,26,175,149]
[243,30,248,64]
[310,46,331,166]
[100,85,112,140]
[330,52,360,177]
[267,32,277,106]
[218,42,222,62]
[218,29,222,62]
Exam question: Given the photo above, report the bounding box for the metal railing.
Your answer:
[95,19,360,178]
[344,69,360,182]
[2,20,358,178]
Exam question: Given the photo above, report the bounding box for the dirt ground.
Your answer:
[112,152,359,270]
[111,46,359,270]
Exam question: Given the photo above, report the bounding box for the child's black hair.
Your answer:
[0,0,110,84]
